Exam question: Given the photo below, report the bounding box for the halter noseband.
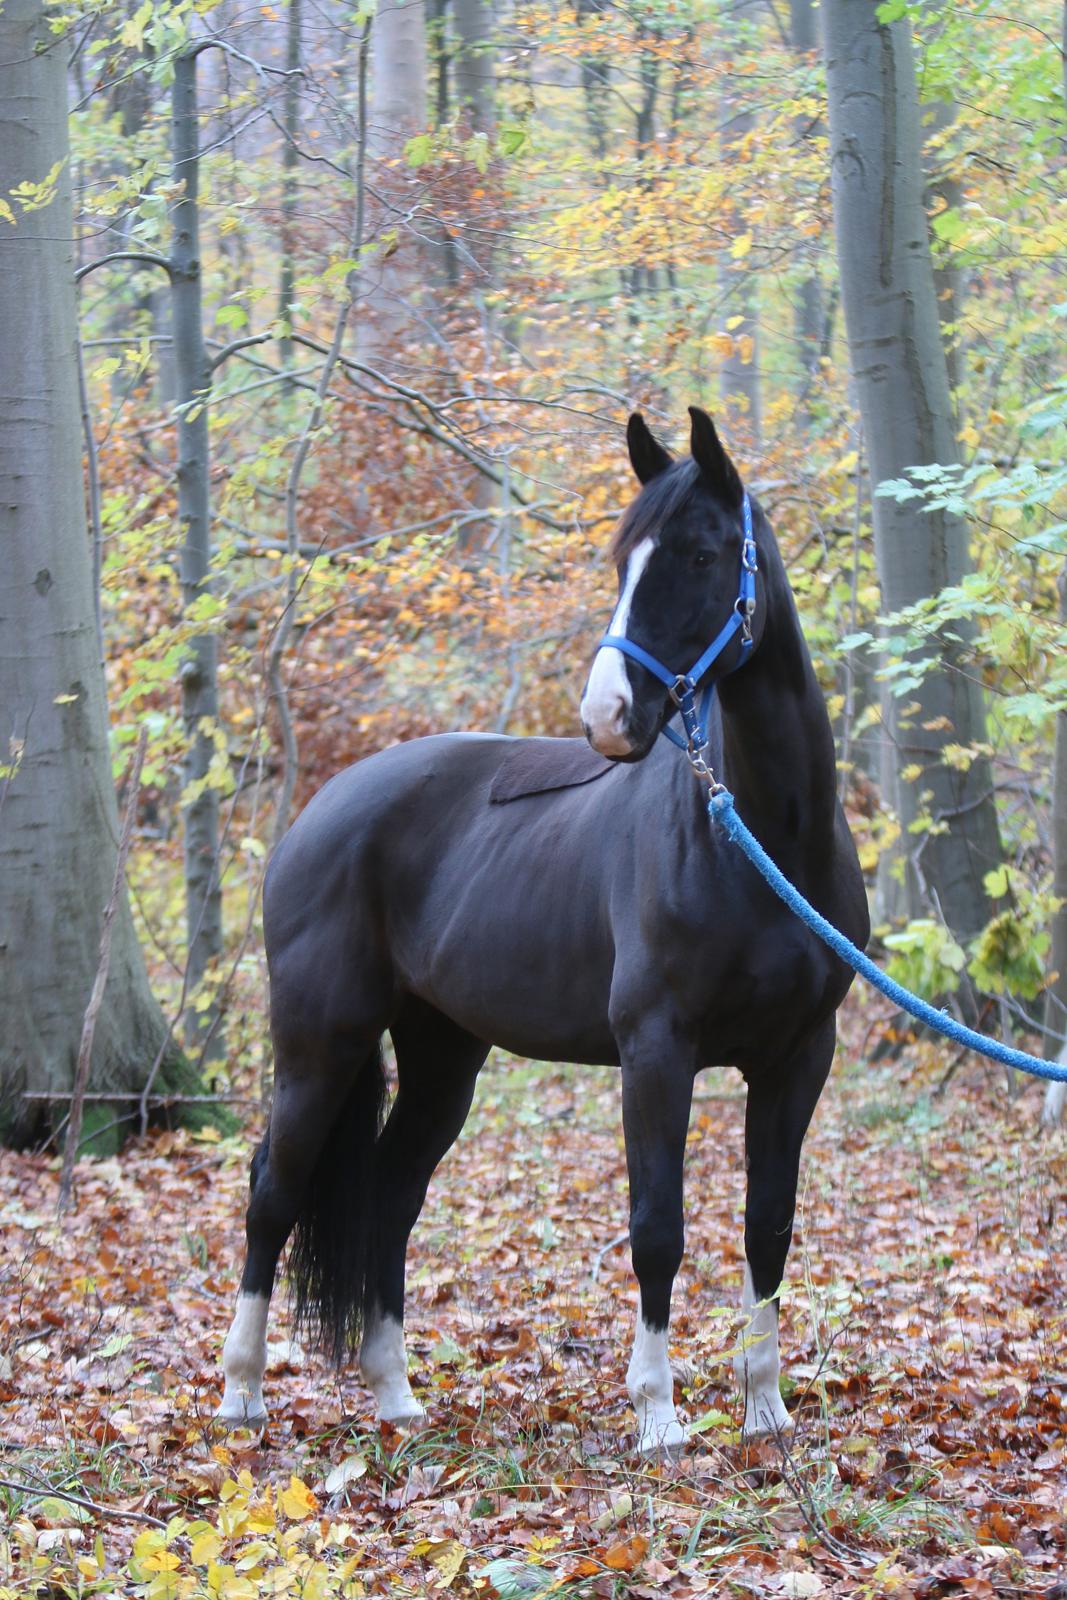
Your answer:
[597,490,758,756]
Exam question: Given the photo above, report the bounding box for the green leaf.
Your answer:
[216,304,248,329]
[405,133,433,167]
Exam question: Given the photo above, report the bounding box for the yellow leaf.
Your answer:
[0,199,15,225]
[191,1529,223,1565]
[730,232,751,259]
[280,1475,318,1521]
[725,314,744,331]
[142,1550,181,1573]
[430,1540,467,1586]
[900,763,923,783]
[53,692,80,704]
[957,423,979,449]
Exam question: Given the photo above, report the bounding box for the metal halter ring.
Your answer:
[668,674,693,708]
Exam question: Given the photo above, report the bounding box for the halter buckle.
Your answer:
[668,674,693,709]
[742,537,758,575]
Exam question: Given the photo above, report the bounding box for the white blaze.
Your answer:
[734,1263,791,1439]
[581,538,653,755]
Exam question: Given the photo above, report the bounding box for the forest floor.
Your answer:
[1,989,1066,1600]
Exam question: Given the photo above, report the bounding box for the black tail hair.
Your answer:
[287,1041,387,1364]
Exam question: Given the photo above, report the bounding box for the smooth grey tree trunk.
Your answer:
[718,1,761,444]
[172,51,223,1045]
[452,0,493,132]
[361,0,429,366]
[824,3,1002,947]
[789,0,823,429]
[0,0,178,1140]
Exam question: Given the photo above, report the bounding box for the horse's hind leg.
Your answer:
[219,1029,384,1428]
[735,1018,835,1440]
[616,1008,699,1456]
[359,998,488,1426]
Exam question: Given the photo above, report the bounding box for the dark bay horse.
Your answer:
[219,407,869,1454]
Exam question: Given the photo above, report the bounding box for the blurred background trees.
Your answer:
[2,0,1065,1142]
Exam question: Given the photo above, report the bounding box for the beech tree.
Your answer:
[823,1,1003,952]
[0,0,187,1141]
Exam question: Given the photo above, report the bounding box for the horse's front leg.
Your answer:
[736,1018,836,1440]
[617,1011,698,1456]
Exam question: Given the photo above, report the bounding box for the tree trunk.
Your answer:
[172,50,223,1048]
[277,0,302,373]
[452,0,493,132]
[361,0,429,367]
[718,2,761,444]
[789,0,823,430]
[824,3,1002,948]
[0,0,181,1143]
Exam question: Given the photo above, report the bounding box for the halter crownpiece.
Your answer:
[597,490,758,758]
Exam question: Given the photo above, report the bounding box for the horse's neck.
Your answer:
[717,559,839,865]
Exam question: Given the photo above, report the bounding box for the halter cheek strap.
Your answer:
[598,490,758,754]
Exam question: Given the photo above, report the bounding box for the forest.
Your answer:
[1,0,1066,1595]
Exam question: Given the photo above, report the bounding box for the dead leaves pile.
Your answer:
[1,998,1066,1598]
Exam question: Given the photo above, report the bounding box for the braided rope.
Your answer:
[709,789,1067,1084]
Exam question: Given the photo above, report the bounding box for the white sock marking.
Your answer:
[734,1264,791,1439]
[581,537,654,755]
[626,1301,686,1454]
[360,1308,425,1426]
[219,1292,269,1425]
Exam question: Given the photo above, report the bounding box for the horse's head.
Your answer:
[580,406,762,761]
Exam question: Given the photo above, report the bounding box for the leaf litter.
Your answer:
[1,991,1065,1597]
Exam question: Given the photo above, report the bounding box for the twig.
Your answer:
[58,727,148,1214]
[74,250,172,283]
[591,1229,629,1283]
[24,1091,258,1105]
[0,1476,166,1529]
[75,335,104,660]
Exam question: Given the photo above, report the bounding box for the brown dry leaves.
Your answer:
[1,997,1066,1598]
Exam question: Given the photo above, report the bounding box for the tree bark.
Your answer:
[172,50,223,1047]
[452,0,493,133]
[718,1,761,444]
[824,2,1002,948]
[789,0,823,430]
[0,0,180,1142]
[361,0,429,367]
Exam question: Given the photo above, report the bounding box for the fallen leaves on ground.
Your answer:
[1,993,1066,1597]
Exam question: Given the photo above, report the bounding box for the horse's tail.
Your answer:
[287,1040,387,1364]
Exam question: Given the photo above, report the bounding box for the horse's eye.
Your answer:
[692,549,714,570]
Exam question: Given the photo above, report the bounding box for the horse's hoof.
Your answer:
[215,1397,268,1432]
[741,1403,792,1444]
[636,1420,688,1460]
[379,1400,427,1430]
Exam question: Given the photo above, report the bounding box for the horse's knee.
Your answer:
[744,1193,795,1297]
[629,1201,684,1291]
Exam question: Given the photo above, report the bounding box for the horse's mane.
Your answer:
[611,457,700,567]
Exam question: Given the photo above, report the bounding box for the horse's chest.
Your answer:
[683,903,850,1065]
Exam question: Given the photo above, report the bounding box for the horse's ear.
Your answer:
[688,406,743,507]
[627,412,672,485]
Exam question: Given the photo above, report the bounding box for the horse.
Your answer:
[218,406,869,1455]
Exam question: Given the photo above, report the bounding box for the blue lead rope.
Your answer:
[709,788,1067,1085]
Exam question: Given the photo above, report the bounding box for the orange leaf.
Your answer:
[602,1535,649,1572]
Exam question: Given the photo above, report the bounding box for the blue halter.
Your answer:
[597,491,758,754]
